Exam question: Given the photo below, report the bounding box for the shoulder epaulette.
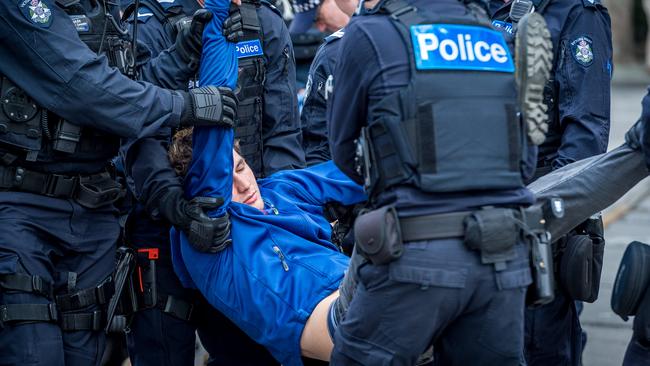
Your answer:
[324,29,345,43]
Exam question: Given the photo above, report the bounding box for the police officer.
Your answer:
[301,28,344,165]
[489,1,613,364]
[327,0,552,364]
[0,0,236,364]
[119,0,303,364]
[291,0,349,95]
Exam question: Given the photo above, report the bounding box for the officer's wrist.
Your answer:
[179,91,195,127]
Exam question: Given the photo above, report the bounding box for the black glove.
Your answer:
[223,4,244,43]
[175,9,213,67]
[150,188,232,253]
[180,85,238,128]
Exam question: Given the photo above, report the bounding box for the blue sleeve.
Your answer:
[328,20,380,185]
[301,42,337,166]
[554,4,612,168]
[184,0,237,210]
[259,6,306,175]
[0,0,184,139]
[272,161,367,207]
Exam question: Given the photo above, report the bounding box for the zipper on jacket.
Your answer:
[272,245,289,272]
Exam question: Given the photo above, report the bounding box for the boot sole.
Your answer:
[516,12,553,145]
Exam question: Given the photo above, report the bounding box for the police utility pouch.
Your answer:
[612,241,650,320]
[557,227,605,303]
[353,206,404,265]
[464,208,518,264]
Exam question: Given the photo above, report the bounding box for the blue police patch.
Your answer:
[70,15,89,32]
[571,36,594,67]
[492,20,514,35]
[236,39,264,59]
[18,0,52,28]
[410,24,515,73]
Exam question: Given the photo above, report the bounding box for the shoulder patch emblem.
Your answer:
[324,75,333,101]
[19,0,52,28]
[304,74,313,101]
[571,36,594,67]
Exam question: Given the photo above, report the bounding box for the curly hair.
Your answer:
[168,128,241,177]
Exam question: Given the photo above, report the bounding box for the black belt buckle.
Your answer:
[43,173,77,197]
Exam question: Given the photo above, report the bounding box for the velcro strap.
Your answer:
[161,295,193,321]
[240,2,261,33]
[0,303,58,326]
[400,212,471,242]
[60,310,103,331]
[56,280,114,311]
[239,142,261,157]
[0,274,53,299]
[235,124,259,137]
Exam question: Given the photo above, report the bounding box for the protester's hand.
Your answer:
[175,9,213,67]
[150,188,232,253]
[223,3,244,43]
[180,85,238,128]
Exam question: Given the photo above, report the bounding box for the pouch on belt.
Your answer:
[353,206,403,265]
[556,215,605,303]
[463,208,519,264]
[611,241,650,321]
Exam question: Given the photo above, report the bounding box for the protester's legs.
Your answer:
[529,143,647,239]
[196,298,279,366]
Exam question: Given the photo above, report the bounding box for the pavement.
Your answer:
[581,70,650,366]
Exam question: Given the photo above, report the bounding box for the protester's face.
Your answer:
[315,0,350,32]
[232,151,264,210]
[334,0,358,16]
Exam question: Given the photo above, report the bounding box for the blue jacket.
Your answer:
[171,158,365,366]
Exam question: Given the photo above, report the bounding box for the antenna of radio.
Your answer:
[131,0,140,78]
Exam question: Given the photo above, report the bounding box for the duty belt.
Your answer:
[0,166,122,208]
[399,211,471,242]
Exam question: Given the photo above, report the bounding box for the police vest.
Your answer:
[0,0,131,173]
[361,0,526,196]
[234,0,268,177]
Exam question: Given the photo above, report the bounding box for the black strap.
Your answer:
[400,212,471,242]
[532,0,552,13]
[161,295,194,321]
[56,280,114,312]
[0,303,58,327]
[0,274,53,299]
[60,310,104,331]
[240,1,262,36]
[0,166,77,197]
[0,166,121,207]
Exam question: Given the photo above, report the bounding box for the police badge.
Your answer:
[571,36,594,67]
[18,0,52,28]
